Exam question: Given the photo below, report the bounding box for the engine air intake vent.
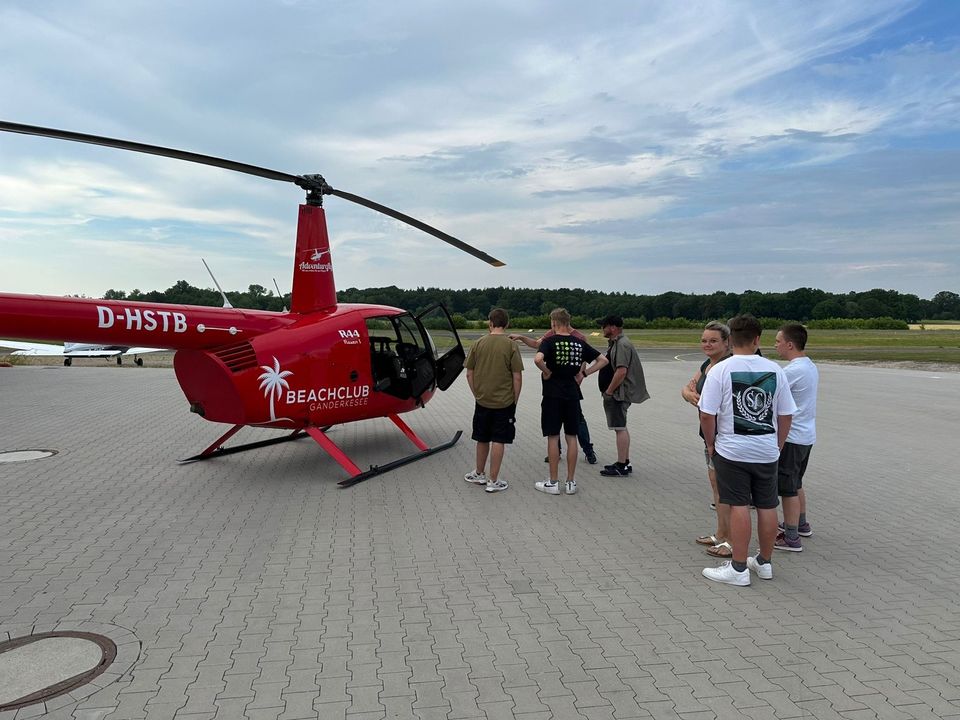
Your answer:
[214,342,258,372]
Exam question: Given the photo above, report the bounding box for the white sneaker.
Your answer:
[702,561,750,586]
[746,555,773,580]
[485,479,508,493]
[565,480,577,495]
[535,480,561,495]
[464,470,486,484]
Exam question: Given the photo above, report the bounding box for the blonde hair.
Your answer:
[704,320,730,341]
[549,307,571,326]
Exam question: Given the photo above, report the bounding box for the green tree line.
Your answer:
[102,283,959,322]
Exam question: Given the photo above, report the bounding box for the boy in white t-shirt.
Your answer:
[698,315,797,586]
[773,323,819,551]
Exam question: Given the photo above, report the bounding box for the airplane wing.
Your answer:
[0,339,70,356]
[59,349,124,357]
[0,340,166,357]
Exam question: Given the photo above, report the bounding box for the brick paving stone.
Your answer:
[1,363,959,719]
[347,685,385,716]
[444,691,482,719]
[541,693,588,719]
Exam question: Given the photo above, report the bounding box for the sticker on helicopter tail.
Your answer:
[298,248,332,273]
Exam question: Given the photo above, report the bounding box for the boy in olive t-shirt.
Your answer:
[464,308,523,493]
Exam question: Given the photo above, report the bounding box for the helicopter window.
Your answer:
[365,318,396,352]
[416,307,459,359]
[364,314,438,400]
[394,315,423,351]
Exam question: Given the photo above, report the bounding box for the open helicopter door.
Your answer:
[416,305,465,391]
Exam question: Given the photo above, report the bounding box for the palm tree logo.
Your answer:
[258,356,293,421]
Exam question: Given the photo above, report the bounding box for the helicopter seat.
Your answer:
[395,341,420,361]
[369,337,406,392]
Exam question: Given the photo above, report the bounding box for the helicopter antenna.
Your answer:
[0,120,506,267]
[273,278,288,313]
[201,258,233,308]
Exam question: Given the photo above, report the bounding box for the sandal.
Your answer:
[696,534,720,546]
[706,541,732,558]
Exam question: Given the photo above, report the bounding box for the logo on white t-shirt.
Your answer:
[732,371,776,435]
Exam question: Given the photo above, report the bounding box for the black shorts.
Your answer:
[713,453,779,509]
[778,442,812,497]
[541,396,581,437]
[471,403,516,444]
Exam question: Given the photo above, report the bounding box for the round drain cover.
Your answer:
[0,449,57,463]
[0,631,116,711]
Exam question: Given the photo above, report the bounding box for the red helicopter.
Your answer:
[0,121,504,486]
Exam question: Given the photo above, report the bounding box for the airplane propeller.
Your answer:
[0,120,505,267]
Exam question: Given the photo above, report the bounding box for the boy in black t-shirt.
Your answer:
[534,308,609,496]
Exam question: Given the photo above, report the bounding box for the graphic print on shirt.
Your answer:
[553,339,583,369]
[731,371,776,435]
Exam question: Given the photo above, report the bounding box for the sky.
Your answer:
[1,0,958,300]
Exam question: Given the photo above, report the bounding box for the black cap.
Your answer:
[598,314,623,328]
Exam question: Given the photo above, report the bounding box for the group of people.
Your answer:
[684,316,819,587]
[462,307,649,495]
[461,306,820,589]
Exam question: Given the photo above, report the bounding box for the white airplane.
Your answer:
[0,339,164,366]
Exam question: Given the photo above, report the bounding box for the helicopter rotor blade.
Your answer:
[328,188,505,267]
[0,120,506,267]
[0,120,300,185]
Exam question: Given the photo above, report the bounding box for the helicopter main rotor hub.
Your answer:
[295,174,332,207]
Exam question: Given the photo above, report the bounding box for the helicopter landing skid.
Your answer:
[178,415,461,487]
[311,414,462,488]
[178,425,309,463]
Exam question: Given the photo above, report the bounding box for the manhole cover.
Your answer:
[0,449,57,463]
[0,631,116,711]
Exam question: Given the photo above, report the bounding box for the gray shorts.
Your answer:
[603,395,630,429]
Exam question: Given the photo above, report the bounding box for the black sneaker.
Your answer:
[600,462,632,477]
[585,449,598,465]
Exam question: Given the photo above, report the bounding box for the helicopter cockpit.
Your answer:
[366,305,464,402]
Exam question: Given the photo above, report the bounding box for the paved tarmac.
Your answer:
[0,355,958,719]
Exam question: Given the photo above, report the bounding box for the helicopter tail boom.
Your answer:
[0,292,292,351]
[290,204,337,314]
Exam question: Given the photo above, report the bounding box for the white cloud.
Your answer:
[1,0,957,301]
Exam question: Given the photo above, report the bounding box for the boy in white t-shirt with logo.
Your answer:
[698,315,797,586]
